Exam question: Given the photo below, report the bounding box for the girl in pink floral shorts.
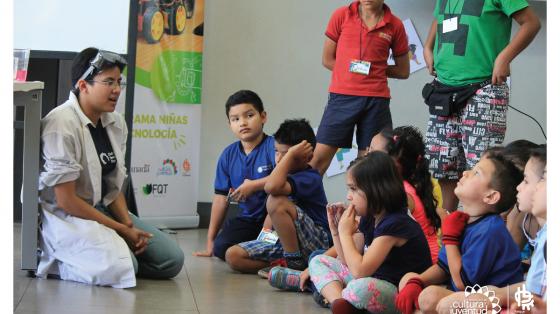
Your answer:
[308,152,432,313]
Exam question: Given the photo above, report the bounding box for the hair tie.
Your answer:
[393,135,399,142]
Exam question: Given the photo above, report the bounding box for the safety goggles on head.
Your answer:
[74,50,128,89]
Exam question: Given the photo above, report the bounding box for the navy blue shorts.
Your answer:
[316,93,392,150]
[213,216,263,260]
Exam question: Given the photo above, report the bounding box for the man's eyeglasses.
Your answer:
[88,79,127,88]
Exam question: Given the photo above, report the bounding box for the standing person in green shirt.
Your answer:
[423,0,540,213]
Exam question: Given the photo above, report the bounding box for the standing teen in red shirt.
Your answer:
[311,0,410,175]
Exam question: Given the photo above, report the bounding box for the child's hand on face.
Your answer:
[338,204,359,236]
[287,140,314,164]
[326,202,346,232]
[441,211,470,246]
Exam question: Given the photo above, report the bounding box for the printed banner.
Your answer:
[325,136,358,178]
[388,18,426,73]
[129,0,204,227]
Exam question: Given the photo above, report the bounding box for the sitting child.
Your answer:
[522,146,547,299]
[396,153,524,314]
[482,141,542,272]
[485,140,541,252]
[309,152,433,313]
[193,90,275,260]
[433,145,547,313]
[380,126,442,263]
[224,119,331,272]
[511,148,547,311]
[267,126,444,309]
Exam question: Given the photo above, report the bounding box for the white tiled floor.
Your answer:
[13,224,329,314]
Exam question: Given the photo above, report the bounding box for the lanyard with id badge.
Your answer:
[228,188,279,244]
[442,0,461,34]
[349,23,372,76]
[257,228,279,244]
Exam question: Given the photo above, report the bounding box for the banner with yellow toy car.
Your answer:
[130,0,204,228]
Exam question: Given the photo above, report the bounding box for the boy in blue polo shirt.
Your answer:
[193,90,275,260]
[425,145,547,313]
[225,119,331,273]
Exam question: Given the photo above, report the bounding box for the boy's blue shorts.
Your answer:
[316,93,392,150]
[237,206,330,263]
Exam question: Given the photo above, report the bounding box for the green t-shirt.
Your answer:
[433,0,528,86]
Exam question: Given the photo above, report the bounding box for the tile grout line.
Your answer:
[175,232,201,314]
[14,275,33,311]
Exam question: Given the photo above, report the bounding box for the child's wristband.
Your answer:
[441,236,460,246]
[407,277,425,289]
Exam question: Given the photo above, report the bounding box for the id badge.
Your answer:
[257,228,279,244]
[442,17,458,33]
[349,60,371,75]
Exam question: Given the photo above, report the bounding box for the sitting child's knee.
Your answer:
[436,292,494,314]
[266,195,291,215]
[418,286,442,312]
[398,272,419,291]
[212,237,228,261]
[436,293,457,314]
[225,245,247,270]
[308,254,331,276]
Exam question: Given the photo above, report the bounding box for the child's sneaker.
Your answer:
[257,258,287,279]
[257,266,272,279]
[285,256,307,271]
[268,266,302,291]
[312,290,330,308]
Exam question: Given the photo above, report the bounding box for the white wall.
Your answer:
[199,0,547,203]
[14,0,129,53]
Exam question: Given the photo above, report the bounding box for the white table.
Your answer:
[14,81,43,271]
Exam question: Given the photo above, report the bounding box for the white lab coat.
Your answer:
[36,92,135,288]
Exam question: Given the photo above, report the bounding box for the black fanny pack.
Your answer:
[422,79,491,117]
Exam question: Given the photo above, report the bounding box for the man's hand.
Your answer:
[121,218,133,228]
[120,226,152,255]
[193,239,214,257]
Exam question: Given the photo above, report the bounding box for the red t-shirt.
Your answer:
[325,2,409,98]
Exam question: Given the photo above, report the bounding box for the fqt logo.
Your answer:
[142,183,169,196]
